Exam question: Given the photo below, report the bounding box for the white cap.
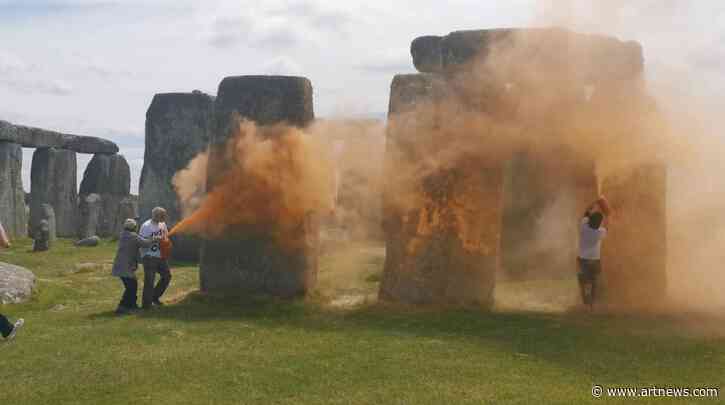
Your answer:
[123,218,138,231]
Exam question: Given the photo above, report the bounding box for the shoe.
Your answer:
[115,306,132,315]
[7,318,24,340]
[152,300,164,307]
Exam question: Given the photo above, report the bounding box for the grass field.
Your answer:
[1,238,723,404]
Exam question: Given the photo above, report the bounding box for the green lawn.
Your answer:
[1,238,723,404]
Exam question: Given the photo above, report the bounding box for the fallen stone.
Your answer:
[75,235,100,247]
[0,120,118,154]
[139,91,214,261]
[0,262,35,304]
[0,141,27,237]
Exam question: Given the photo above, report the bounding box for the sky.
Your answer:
[1,0,723,193]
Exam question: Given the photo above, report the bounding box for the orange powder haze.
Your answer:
[169,119,334,250]
[163,2,725,316]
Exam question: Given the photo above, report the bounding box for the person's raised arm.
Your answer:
[598,196,611,229]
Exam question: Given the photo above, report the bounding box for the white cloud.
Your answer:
[0,50,74,95]
[3,0,725,195]
[262,56,303,76]
[0,50,30,73]
[204,0,353,49]
[0,75,73,96]
[355,48,414,75]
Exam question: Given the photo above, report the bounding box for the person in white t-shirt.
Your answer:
[139,207,172,309]
[578,196,610,308]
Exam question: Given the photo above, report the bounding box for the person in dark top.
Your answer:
[111,219,158,315]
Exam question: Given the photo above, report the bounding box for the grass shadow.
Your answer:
[136,290,725,381]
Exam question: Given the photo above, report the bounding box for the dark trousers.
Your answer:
[578,258,602,305]
[142,257,171,308]
[119,277,139,309]
[1,313,13,338]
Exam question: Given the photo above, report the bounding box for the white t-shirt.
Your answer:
[139,220,168,258]
[578,217,607,260]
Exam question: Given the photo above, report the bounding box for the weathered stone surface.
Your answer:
[200,75,317,297]
[0,141,27,237]
[36,204,56,240]
[387,73,449,116]
[411,28,643,82]
[75,235,100,247]
[601,164,667,308]
[63,136,119,154]
[410,36,443,73]
[114,196,139,238]
[210,76,313,150]
[29,148,77,237]
[80,153,130,196]
[0,120,118,154]
[139,91,214,261]
[379,74,502,307]
[33,205,55,252]
[79,153,131,237]
[0,262,35,304]
[77,193,102,239]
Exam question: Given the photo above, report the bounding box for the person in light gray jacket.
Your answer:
[112,219,158,314]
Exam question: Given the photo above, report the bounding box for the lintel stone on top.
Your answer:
[0,120,119,154]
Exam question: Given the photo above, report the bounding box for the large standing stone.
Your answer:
[200,76,316,297]
[29,148,77,237]
[379,73,502,307]
[139,91,214,261]
[0,141,27,237]
[80,153,130,196]
[79,153,131,237]
[0,262,35,304]
[601,164,667,308]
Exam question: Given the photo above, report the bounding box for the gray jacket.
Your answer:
[111,230,154,278]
